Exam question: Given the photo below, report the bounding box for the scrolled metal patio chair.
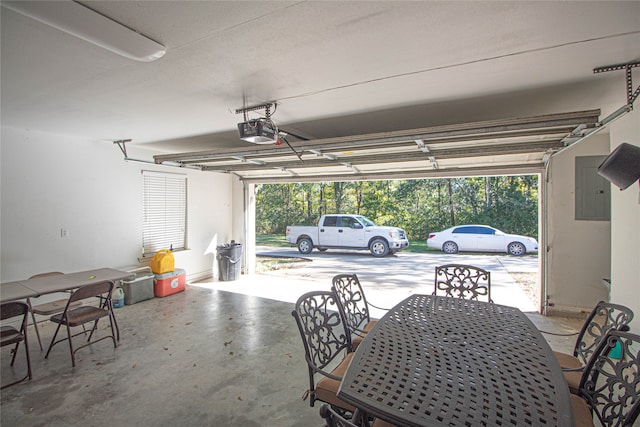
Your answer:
[319,403,397,427]
[547,300,634,394]
[331,274,379,350]
[570,330,640,426]
[292,291,355,412]
[44,280,118,367]
[433,264,493,303]
[320,403,360,427]
[1,301,33,389]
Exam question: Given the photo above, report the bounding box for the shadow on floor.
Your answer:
[2,276,583,427]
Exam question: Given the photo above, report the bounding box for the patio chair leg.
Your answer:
[27,298,44,351]
[10,341,20,366]
[112,312,120,341]
[86,320,100,342]
[22,327,33,380]
[66,323,76,368]
[44,321,64,359]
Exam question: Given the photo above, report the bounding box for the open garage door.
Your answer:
[152,110,600,183]
[151,109,603,314]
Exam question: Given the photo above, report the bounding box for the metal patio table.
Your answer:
[337,294,574,426]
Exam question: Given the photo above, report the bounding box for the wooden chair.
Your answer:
[292,291,355,412]
[551,301,634,394]
[331,274,378,350]
[27,272,82,350]
[1,301,33,388]
[433,264,492,302]
[570,330,640,426]
[44,280,117,367]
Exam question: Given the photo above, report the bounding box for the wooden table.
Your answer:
[337,294,574,426]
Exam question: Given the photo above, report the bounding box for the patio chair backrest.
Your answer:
[68,280,114,305]
[434,264,492,303]
[577,330,640,426]
[572,300,634,365]
[1,301,32,388]
[331,273,371,334]
[292,291,352,371]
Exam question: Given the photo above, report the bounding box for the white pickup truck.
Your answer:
[285,214,409,257]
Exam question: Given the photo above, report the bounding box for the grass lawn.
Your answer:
[256,234,290,247]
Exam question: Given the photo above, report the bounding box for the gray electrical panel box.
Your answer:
[575,156,611,221]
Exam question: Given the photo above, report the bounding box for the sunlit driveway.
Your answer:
[251,246,539,314]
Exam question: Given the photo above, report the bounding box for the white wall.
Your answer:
[546,133,611,314]
[230,176,253,275]
[608,109,640,331]
[1,127,233,282]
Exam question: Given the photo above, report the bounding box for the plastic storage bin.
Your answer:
[122,267,155,305]
[154,268,186,297]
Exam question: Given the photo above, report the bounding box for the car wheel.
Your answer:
[370,238,389,257]
[442,241,458,254]
[297,238,313,254]
[507,242,526,256]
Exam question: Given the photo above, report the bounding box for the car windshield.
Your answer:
[355,216,376,227]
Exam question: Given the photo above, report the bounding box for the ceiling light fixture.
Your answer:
[2,0,166,62]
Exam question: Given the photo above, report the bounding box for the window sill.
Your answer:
[138,248,190,263]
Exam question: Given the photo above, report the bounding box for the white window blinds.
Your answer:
[142,171,187,255]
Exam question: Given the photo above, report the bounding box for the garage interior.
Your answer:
[1,1,639,425]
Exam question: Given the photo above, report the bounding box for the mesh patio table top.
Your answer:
[337,294,574,427]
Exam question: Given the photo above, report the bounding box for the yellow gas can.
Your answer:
[151,249,174,274]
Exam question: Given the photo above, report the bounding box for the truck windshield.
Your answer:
[356,216,376,227]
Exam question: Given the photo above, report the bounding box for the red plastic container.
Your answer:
[153,268,186,297]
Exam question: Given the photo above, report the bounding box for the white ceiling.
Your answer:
[2,1,639,160]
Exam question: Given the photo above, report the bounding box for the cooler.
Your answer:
[122,267,155,305]
[154,268,186,297]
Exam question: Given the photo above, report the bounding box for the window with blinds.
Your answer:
[142,171,187,256]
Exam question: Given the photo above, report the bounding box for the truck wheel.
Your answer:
[370,238,389,257]
[297,238,313,254]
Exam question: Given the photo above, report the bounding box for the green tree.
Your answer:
[255,175,539,240]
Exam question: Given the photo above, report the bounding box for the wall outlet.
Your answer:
[61,228,69,238]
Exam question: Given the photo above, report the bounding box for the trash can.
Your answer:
[217,241,243,281]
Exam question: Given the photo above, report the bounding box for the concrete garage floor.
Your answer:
[2,261,583,427]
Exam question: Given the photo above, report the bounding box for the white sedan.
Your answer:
[427,225,538,256]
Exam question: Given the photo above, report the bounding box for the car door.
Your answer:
[318,216,339,246]
[451,226,477,251]
[473,226,502,252]
[338,216,365,247]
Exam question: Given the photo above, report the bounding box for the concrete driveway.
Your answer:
[251,246,539,314]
